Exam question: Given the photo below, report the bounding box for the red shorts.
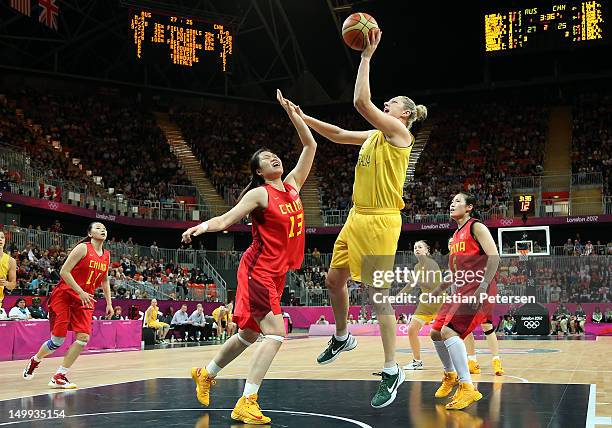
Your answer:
[48,289,94,337]
[233,261,286,334]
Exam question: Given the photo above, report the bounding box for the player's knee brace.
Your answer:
[237,333,254,347]
[264,334,285,344]
[484,328,496,336]
[46,336,65,351]
[75,337,89,347]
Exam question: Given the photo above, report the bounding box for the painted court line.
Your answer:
[0,408,372,427]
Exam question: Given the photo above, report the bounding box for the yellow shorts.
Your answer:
[148,321,169,329]
[412,314,435,325]
[330,208,402,288]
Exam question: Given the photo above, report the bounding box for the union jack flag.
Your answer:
[9,0,31,16]
[38,0,59,30]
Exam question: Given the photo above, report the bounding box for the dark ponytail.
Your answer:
[69,222,100,252]
[237,148,270,202]
[459,192,481,219]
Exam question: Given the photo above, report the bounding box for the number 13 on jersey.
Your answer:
[288,213,303,238]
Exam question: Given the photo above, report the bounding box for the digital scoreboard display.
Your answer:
[484,1,607,53]
[130,10,233,71]
[514,194,536,216]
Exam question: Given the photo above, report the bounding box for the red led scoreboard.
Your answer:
[130,9,233,71]
[484,1,607,53]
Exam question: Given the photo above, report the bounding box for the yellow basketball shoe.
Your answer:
[492,357,504,376]
[468,359,481,374]
[231,394,272,425]
[445,382,483,410]
[190,367,216,406]
[435,371,459,398]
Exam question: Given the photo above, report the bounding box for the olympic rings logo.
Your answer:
[524,320,540,329]
[48,202,59,210]
[500,219,514,226]
[397,325,409,335]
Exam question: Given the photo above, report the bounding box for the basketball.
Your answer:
[342,12,378,51]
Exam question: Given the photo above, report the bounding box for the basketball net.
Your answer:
[518,249,529,262]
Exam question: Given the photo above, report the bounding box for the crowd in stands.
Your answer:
[406,103,546,219]
[0,222,218,302]
[572,92,612,195]
[171,99,547,220]
[0,90,189,202]
[171,105,300,206]
[560,236,612,256]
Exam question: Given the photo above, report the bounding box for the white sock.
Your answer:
[433,340,455,373]
[206,361,222,378]
[33,355,41,363]
[243,382,260,398]
[334,332,348,341]
[56,366,69,375]
[468,354,478,362]
[445,336,472,384]
[492,355,500,361]
[382,363,398,375]
[413,359,422,363]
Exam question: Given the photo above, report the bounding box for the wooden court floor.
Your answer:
[1,335,611,426]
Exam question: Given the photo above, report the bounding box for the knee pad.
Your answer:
[484,328,496,336]
[237,333,254,347]
[75,338,89,347]
[264,334,285,343]
[46,336,65,350]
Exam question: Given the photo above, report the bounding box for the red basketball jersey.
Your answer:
[242,183,305,276]
[448,217,496,294]
[55,242,110,299]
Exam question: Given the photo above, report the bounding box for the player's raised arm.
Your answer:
[289,96,372,145]
[277,90,317,192]
[353,29,412,147]
[181,187,267,243]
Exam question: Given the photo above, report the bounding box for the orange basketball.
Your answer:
[341,12,378,51]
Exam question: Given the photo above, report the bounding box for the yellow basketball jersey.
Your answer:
[146,306,159,324]
[414,258,442,293]
[352,130,412,210]
[0,252,9,305]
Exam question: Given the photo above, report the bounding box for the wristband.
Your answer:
[199,221,209,233]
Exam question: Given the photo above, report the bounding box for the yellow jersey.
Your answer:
[212,306,232,323]
[352,130,412,211]
[414,257,444,317]
[0,252,9,305]
[414,258,443,293]
[146,306,159,325]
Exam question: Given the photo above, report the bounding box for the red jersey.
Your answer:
[55,242,110,299]
[448,217,496,295]
[242,183,305,276]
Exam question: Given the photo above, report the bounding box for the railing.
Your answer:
[2,224,227,302]
[322,206,508,226]
[571,172,603,187]
[606,197,612,215]
[550,245,610,256]
[0,143,228,222]
[512,176,542,190]
[285,255,611,305]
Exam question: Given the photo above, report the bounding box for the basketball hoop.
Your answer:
[518,249,529,262]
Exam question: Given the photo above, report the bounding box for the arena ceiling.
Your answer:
[0,0,610,105]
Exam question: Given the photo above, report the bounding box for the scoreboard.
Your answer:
[484,1,607,53]
[130,9,233,71]
[514,194,536,216]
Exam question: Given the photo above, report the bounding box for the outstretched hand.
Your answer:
[277,89,305,121]
[362,28,381,59]
[181,223,208,244]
